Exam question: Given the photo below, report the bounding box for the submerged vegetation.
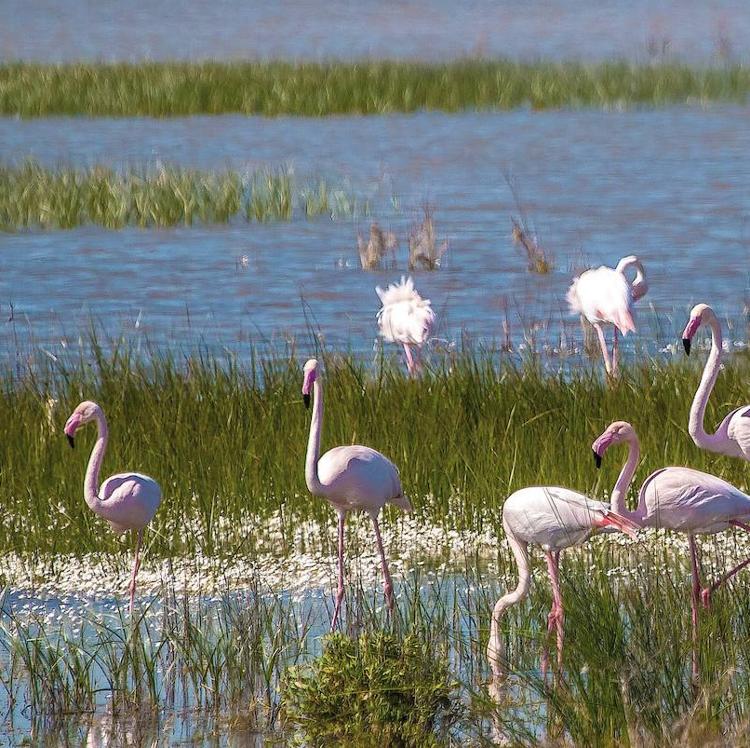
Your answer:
[0,161,365,230]
[0,60,748,117]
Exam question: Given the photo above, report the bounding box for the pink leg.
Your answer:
[330,511,346,631]
[592,323,612,376]
[403,343,416,376]
[370,512,395,614]
[541,551,564,681]
[128,528,144,618]
[611,327,619,376]
[688,534,701,682]
[701,520,750,608]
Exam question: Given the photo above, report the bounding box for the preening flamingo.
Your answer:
[566,255,647,376]
[487,486,638,682]
[301,358,411,629]
[64,401,161,615]
[682,303,750,460]
[376,276,435,375]
[592,420,750,679]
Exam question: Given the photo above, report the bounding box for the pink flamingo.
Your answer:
[63,401,162,616]
[301,358,411,629]
[682,303,750,460]
[566,255,648,376]
[376,276,435,375]
[592,420,750,679]
[487,485,638,683]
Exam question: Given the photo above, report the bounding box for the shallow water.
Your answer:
[1,0,748,63]
[0,108,748,368]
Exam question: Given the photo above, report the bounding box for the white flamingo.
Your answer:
[488,486,638,682]
[566,255,648,376]
[682,303,750,460]
[376,276,435,375]
[301,358,412,629]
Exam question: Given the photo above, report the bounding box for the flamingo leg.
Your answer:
[370,512,395,614]
[128,528,144,618]
[701,521,750,608]
[403,343,416,376]
[611,327,619,376]
[331,511,346,631]
[592,323,612,376]
[541,551,564,681]
[688,534,701,682]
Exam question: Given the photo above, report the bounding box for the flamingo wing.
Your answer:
[99,472,162,533]
[567,266,635,333]
[639,467,750,532]
[376,276,435,346]
[727,407,750,459]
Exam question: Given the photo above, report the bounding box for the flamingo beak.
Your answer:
[593,450,602,469]
[66,434,75,449]
[303,393,310,409]
[682,338,691,355]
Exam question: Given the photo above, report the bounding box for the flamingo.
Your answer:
[487,486,638,682]
[566,255,648,376]
[375,276,435,375]
[592,420,750,680]
[301,358,411,629]
[682,303,750,460]
[63,401,161,616]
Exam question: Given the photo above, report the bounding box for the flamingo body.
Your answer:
[683,303,750,461]
[503,486,631,551]
[315,445,410,513]
[97,473,162,534]
[567,255,646,375]
[376,276,435,374]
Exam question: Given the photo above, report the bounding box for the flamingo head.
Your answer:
[591,421,636,468]
[63,400,100,448]
[301,359,319,409]
[681,303,714,355]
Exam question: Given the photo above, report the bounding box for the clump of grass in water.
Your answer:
[0,61,748,117]
[281,631,461,745]
[505,172,553,274]
[357,221,398,270]
[0,160,360,231]
[408,204,448,270]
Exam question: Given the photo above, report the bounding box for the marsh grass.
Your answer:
[408,204,448,271]
[0,161,358,230]
[358,222,398,270]
[0,60,748,117]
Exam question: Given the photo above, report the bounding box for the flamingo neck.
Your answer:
[487,526,530,680]
[689,315,724,450]
[609,434,646,522]
[305,378,325,495]
[616,257,647,301]
[84,411,109,516]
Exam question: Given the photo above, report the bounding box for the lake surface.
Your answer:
[1,108,748,369]
[1,0,748,63]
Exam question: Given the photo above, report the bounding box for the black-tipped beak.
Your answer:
[66,434,75,449]
[593,450,602,469]
[303,393,310,409]
[682,338,691,355]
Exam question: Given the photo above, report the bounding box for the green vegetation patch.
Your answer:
[0,60,748,117]
[0,161,364,230]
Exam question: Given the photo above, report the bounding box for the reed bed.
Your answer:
[0,161,363,230]
[0,60,748,117]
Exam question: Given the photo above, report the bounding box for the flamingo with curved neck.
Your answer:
[487,483,638,684]
[64,401,161,616]
[593,419,750,680]
[682,303,750,460]
[301,359,411,630]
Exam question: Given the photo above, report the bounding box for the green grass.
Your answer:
[2,343,750,558]
[0,161,365,230]
[0,60,748,117]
